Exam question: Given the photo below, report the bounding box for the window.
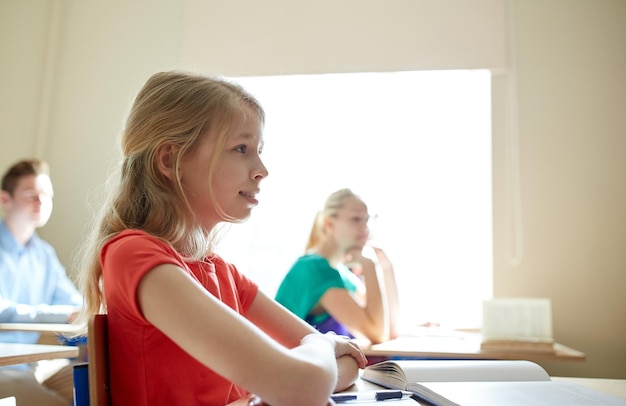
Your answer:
[216,70,492,328]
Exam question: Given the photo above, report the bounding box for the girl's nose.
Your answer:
[253,159,269,180]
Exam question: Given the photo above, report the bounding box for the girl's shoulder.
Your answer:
[103,229,179,259]
[297,252,330,266]
[291,253,336,275]
[107,229,157,245]
[203,252,233,271]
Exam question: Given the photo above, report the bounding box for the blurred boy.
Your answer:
[0,159,82,405]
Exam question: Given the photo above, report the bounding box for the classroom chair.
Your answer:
[88,314,110,406]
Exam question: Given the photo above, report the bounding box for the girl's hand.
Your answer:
[226,394,270,406]
[324,332,367,369]
[344,248,375,277]
[247,394,270,405]
[300,332,367,369]
[371,246,392,270]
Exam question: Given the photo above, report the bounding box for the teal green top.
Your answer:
[275,253,359,325]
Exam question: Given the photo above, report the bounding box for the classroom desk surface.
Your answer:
[0,323,74,335]
[0,342,79,367]
[357,328,586,362]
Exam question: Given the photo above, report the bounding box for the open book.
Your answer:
[362,360,625,406]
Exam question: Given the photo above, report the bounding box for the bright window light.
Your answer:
[217,70,493,329]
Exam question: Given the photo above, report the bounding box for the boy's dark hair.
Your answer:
[1,159,50,195]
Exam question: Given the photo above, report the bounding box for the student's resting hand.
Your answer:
[343,247,376,277]
[370,246,392,269]
[236,334,365,406]
[322,332,367,369]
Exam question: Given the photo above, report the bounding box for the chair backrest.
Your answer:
[88,314,110,406]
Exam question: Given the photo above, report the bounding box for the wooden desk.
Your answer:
[0,322,88,362]
[0,343,79,367]
[0,323,74,335]
[358,328,586,362]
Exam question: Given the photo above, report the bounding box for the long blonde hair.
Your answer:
[304,188,361,252]
[73,71,264,334]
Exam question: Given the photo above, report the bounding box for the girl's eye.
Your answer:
[235,145,247,153]
[351,216,369,225]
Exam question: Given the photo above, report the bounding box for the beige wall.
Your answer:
[1,0,624,378]
[491,0,626,379]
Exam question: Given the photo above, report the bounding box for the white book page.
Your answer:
[395,360,551,383]
[409,381,626,406]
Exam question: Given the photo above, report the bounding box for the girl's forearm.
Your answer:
[334,354,360,392]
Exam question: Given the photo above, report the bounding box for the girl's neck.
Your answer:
[311,239,344,268]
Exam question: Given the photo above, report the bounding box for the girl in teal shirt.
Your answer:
[276,189,399,344]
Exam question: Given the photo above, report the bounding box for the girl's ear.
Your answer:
[323,216,335,234]
[156,143,178,180]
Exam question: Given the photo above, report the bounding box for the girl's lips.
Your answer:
[240,191,259,205]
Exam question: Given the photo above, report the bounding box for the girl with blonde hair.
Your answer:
[276,188,399,344]
[73,71,365,406]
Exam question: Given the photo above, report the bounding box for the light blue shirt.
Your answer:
[0,220,83,344]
